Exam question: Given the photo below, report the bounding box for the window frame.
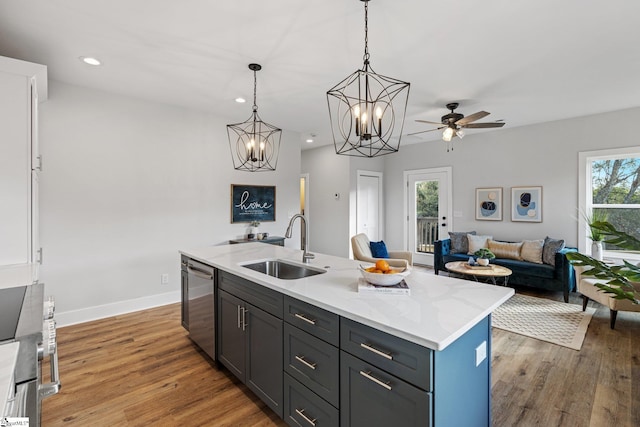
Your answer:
[579,146,640,261]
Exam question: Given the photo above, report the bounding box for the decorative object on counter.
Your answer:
[326,0,410,158]
[359,263,411,286]
[475,187,502,221]
[248,220,260,239]
[357,277,410,295]
[231,185,275,223]
[511,186,542,222]
[474,248,495,266]
[227,63,281,172]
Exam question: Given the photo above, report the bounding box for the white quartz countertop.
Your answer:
[0,342,20,417]
[180,243,514,351]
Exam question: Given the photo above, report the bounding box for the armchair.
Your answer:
[351,233,412,268]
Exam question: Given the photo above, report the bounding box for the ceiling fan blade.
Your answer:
[407,127,444,136]
[416,119,443,125]
[456,111,490,125]
[462,122,506,128]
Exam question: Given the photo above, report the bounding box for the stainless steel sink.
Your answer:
[242,259,326,280]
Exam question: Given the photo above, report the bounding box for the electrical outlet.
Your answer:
[161,273,169,285]
[475,341,487,366]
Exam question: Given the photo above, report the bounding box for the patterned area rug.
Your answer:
[492,294,595,350]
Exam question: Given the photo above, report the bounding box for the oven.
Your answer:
[1,283,60,426]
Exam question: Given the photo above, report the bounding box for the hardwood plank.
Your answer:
[42,284,640,427]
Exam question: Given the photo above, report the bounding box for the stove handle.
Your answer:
[40,343,61,399]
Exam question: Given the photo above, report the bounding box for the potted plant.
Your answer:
[584,209,608,261]
[474,248,495,266]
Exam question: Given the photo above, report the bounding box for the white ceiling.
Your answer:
[1,0,639,149]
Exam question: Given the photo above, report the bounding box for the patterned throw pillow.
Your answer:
[449,231,476,254]
[543,237,565,266]
[467,235,493,255]
[369,240,389,258]
[520,239,545,264]
[488,240,523,260]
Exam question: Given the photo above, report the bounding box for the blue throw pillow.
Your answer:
[370,240,389,258]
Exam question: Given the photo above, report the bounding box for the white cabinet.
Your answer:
[0,56,47,275]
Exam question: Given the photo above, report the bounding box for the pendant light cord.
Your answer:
[363,1,370,65]
[252,69,258,113]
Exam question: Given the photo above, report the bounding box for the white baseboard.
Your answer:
[55,290,181,327]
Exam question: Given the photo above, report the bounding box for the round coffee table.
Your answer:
[445,261,512,285]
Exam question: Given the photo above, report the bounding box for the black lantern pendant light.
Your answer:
[327,0,410,158]
[227,63,281,172]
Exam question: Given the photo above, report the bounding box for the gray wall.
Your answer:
[302,107,640,259]
[39,81,301,324]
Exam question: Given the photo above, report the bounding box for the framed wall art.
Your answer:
[475,187,503,221]
[231,184,276,223]
[511,186,542,222]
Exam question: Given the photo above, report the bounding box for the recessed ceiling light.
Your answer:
[306,139,314,143]
[80,56,101,66]
[235,97,246,103]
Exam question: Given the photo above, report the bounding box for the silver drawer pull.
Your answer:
[295,355,317,370]
[360,370,392,391]
[295,408,317,426]
[360,342,393,360]
[294,313,317,325]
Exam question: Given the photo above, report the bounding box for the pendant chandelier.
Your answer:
[227,63,281,172]
[327,0,410,158]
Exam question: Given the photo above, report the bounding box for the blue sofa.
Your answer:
[434,239,577,302]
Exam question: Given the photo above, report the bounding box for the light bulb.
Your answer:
[442,127,454,141]
[376,107,383,119]
[353,105,360,117]
[456,129,465,139]
[259,141,265,150]
[361,112,367,124]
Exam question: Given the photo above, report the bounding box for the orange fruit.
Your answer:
[375,259,390,272]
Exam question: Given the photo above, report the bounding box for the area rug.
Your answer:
[492,294,596,350]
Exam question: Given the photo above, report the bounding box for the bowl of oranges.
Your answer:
[359,260,410,286]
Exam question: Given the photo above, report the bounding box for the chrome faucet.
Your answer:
[285,214,315,263]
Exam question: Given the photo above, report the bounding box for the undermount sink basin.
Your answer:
[242,259,326,280]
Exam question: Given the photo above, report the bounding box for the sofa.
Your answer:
[434,235,577,302]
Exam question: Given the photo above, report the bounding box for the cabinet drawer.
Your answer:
[284,323,339,407]
[340,351,432,427]
[219,271,283,318]
[284,373,339,427]
[284,296,339,346]
[340,318,432,391]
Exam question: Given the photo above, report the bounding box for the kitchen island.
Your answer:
[180,243,513,427]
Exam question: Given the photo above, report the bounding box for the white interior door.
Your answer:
[356,171,382,241]
[405,168,452,266]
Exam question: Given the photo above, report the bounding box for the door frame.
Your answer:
[403,167,453,265]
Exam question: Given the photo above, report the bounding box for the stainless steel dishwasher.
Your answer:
[185,258,216,360]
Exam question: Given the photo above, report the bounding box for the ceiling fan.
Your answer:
[410,102,505,145]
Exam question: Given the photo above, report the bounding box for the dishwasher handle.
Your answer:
[40,343,61,399]
[187,264,214,280]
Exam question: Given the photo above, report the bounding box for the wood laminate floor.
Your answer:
[42,287,640,427]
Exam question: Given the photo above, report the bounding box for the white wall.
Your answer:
[383,107,640,251]
[39,81,301,325]
[301,145,350,257]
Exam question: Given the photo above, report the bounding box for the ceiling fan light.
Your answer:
[456,129,465,139]
[442,127,454,141]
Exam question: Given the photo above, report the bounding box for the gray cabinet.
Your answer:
[180,256,188,330]
[217,272,284,418]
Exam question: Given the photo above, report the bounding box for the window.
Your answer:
[579,147,640,259]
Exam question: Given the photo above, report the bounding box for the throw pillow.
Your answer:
[543,236,565,266]
[520,239,544,264]
[467,235,493,255]
[369,240,389,258]
[488,240,523,260]
[449,231,476,254]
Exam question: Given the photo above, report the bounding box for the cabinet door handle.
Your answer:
[237,305,241,329]
[359,370,392,391]
[241,307,248,331]
[294,313,316,325]
[295,355,317,370]
[187,264,213,280]
[360,342,393,360]
[295,408,317,426]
